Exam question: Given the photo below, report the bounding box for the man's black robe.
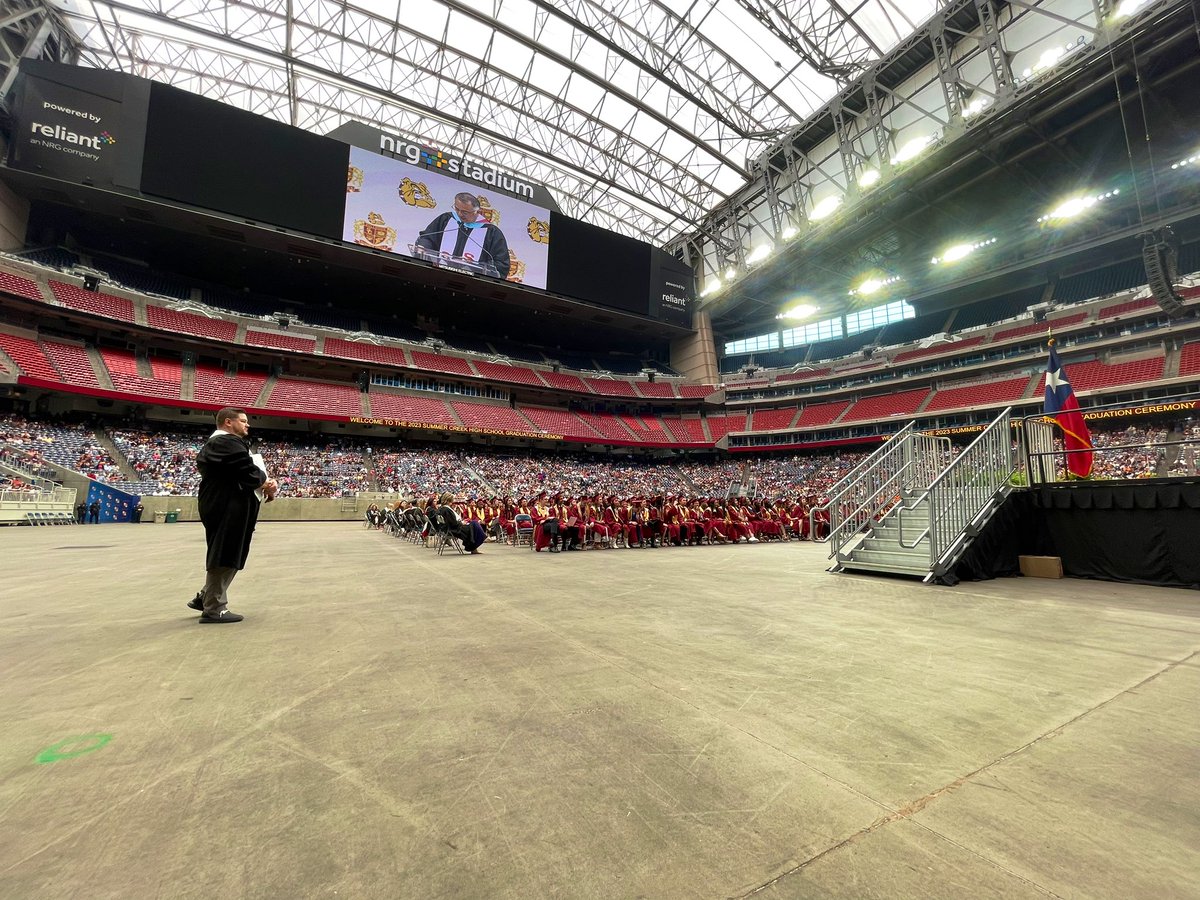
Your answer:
[414,212,510,278]
[197,433,266,570]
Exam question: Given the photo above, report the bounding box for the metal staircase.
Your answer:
[819,409,1018,582]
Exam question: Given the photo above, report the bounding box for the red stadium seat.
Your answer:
[472,360,546,387]
[1179,342,1200,377]
[323,338,409,366]
[369,392,459,426]
[49,281,135,322]
[267,378,363,416]
[659,416,706,443]
[1097,297,1158,319]
[146,305,238,342]
[794,401,851,428]
[749,407,799,431]
[193,364,268,407]
[100,348,181,398]
[0,331,61,380]
[923,376,1030,412]
[43,342,101,387]
[707,412,747,439]
[246,329,317,353]
[449,401,538,432]
[575,409,639,441]
[633,380,677,398]
[993,312,1087,344]
[891,336,984,365]
[537,371,592,393]
[0,271,46,302]
[584,377,640,398]
[409,350,475,378]
[841,388,930,422]
[517,406,599,440]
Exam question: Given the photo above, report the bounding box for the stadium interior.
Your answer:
[2,1,1199,897]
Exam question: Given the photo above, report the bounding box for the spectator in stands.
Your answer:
[188,408,278,624]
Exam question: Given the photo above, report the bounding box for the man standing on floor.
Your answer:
[187,408,277,623]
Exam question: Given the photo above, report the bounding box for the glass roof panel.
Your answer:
[63,0,941,246]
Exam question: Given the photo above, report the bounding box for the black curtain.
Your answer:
[948,481,1200,588]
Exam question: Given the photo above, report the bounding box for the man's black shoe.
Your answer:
[199,610,244,623]
[187,592,204,612]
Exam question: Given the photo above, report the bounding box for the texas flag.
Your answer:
[1044,345,1093,479]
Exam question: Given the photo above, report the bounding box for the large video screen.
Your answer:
[343,146,550,289]
[143,83,348,238]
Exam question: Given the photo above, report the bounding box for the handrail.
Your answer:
[920,407,1016,574]
[813,423,953,559]
[897,503,930,549]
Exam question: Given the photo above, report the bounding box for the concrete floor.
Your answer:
[1,522,1198,900]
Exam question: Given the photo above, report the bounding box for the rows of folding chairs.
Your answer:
[25,511,77,526]
[380,506,465,556]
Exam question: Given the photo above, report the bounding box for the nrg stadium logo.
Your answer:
[380,134,535,200]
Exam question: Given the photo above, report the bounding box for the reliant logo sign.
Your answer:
[28,100,115,161]
[379,134,535,201]
[662,279,690,310]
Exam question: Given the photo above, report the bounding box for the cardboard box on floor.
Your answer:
[1019,555,1064,579]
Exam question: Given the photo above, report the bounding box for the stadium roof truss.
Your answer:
[677,0,1184,307]
[30,0,941,246]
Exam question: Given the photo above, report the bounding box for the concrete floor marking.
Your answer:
[35,733,113,763]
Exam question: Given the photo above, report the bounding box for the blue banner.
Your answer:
[85,481,139,523]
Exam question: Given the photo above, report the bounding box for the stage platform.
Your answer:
[2,523,1197,898]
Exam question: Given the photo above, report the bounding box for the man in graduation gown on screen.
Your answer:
[415,191,511,278]
[187,407,277,623]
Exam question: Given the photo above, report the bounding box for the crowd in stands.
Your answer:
[1087,424,1200,479]
[257,439,371,498]
[110,428,204,495]
[371,449,469,497]
[463,452,685,499]
[2,411,1197,508]
[0,413,120,480]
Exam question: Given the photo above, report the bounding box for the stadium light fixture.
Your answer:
[963,95,992,118]
[781,225,798,240]
[849,275,902,297]
[776,304,819,320]
[931,237,998,265]
[746,244,773,265]
[1113,0,1151,19]
[892,135,933,165]
[1037,190,1119,224]
[1021,36,1087,80]
[725,267,737,280]
[810,195,842,221]
[1171,153,1200,170]
[859,168,881,188]
[700,279,722,298]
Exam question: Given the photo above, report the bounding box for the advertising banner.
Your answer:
[8,65,129,186]
[651,249,694,327]
[343,145,551,289]
[85,480,139,523]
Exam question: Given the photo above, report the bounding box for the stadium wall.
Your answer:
[137,492,402,523]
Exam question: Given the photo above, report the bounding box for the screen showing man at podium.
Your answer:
[343,145,550,289]
[412,191,510,279]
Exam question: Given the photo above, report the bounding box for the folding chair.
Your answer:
[512,513,534,547]
[431,509,465,556]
